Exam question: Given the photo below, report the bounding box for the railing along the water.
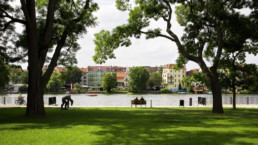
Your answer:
[0,94,258,107]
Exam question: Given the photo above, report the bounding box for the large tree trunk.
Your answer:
[232,62,237,110]
[26,66,45,116]
[232,85,236,110]
[200,64,224,114]
[23,0,45,116]
[210,71,224,113]
[25,25,45,116]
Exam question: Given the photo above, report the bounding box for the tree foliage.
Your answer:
[6,67,28,85]
[149,72,162,89]
[74,83,83,93]
[182,76,194,93]
[129,67,149,93]
[19,84,28,93]
[192,72,208,88]
[62,66,83,84]
[158,66,163,76]
[47,71,63,92]
[220,64,258,92]
[20,71,28,84]
[101,73,116,93]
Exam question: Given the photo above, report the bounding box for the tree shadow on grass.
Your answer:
[0,107,257,144]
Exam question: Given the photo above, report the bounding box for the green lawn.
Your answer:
[0,107,257,145]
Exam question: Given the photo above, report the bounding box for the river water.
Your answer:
[1,93,258,107]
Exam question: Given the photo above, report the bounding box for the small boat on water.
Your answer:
[86,94,98,97]
[127,92,133,95]
[177,92,187,94]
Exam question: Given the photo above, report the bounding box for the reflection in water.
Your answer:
[1,94,258,107]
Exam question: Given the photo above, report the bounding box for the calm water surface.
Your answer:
[1,94,258,107]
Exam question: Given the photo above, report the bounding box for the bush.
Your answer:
[74,83,83,93]
[19,85,28,93]
[160,88,171,93]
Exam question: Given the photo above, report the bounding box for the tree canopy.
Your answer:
[101,73,117,93]
[129,67,149,93]
[62,66,83,85]
[46,71,63,92]
[149,72,162,89]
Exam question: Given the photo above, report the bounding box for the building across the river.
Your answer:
[162,64,186,91]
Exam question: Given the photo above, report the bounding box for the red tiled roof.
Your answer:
[54,67,66,72]
[116,72,128,80]
[188,69,199,73]
[80,68,88,73]
[88,66,112,72]
[163,64,186,69]
[186,69,199,76]
[111,67,127,72]
[163,64,176,69]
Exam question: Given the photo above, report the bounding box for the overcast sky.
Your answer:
[21,0,258,71]
[76,0,200,70]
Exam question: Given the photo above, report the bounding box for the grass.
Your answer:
[0,107,258,145]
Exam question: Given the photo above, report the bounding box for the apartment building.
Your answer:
[111,66,127,72]
[162,64,186,91]
[87,66,112,87]
[80,68,88,86]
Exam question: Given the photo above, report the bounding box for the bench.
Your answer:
[131,100,146,107]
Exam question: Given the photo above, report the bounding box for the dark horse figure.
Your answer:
[61,95,73,110]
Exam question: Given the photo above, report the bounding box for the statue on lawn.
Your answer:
[61,92,73,110]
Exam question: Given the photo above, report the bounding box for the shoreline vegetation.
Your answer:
[1,91,258,95]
